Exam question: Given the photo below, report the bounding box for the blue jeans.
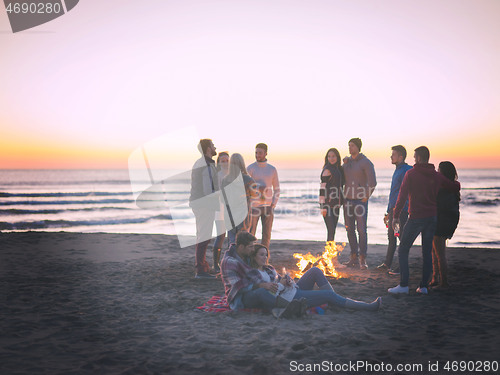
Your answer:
[343,199,368,258]
[323,205,340,242]
[294,267,346,308]
[227,228,237,249]
[385,210,408,268]
[242,267,347,309]
[242,288,277,310]
[398,216,437,288]
[249,206,274,250]
[227,220,245,249]
[295,267,330,290]
[294,289,346,308]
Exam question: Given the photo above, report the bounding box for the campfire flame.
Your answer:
[291,241,345,279]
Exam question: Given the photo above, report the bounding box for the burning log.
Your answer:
[291,241,345,279]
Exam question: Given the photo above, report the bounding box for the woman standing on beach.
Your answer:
[430,161,460,289]
[221,153,258,246]
[319,148,345,242]
[246,244,381,313]
[213,152,230,272]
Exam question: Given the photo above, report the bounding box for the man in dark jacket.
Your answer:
[388,146,460,295]
[189,139,219,278]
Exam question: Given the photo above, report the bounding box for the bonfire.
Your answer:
[290,241,345,279]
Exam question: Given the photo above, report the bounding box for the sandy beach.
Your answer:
[1,232,499,374]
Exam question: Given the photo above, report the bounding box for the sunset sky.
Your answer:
[1,0,499,170]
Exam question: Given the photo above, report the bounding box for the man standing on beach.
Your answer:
[377,145,412,274]
[388,146,460,295]
[189,139,219,279]
[247,143,280,251]
[342,138,377,270]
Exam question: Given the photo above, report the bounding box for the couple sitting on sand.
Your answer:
[221,231,382,318]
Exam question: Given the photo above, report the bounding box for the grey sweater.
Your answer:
[342,153,377,200]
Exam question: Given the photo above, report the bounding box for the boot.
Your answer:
[272,298,308,319]
[344,297,382,311]
[343,254,358,268]
[275,296,289,308]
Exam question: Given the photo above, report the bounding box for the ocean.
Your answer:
[1,169,499,249]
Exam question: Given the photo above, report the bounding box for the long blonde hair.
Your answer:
[225,153,248,183]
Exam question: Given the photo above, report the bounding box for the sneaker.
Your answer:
[416,287,428,295]
[376,263,389,271]
[388,285,409,294]
[195,272,216,279]
[359,259,368,270]
[388,268,400,276]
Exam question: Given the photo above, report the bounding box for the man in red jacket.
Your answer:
[388,146,460,295]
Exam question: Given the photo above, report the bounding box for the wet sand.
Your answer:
[1,232,499,374]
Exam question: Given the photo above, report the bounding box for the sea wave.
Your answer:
[454,240,500,247]
[0,199,135,206]
[465,199,500,207]
[0,191,133,198]
[462,187,500,190]
[0,207,133,215]
[0,214,173,230]
[0,180,134,186]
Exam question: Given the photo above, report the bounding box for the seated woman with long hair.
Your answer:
[245,244,381,314]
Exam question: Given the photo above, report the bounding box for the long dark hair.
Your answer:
[438,161,457,181]
[249,243,269,268]
[439,161,460,201]
[323,148,341,168]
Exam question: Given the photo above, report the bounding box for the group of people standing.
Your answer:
[188,137,460,315]
[320,141,460,294]
[189,140,279,279]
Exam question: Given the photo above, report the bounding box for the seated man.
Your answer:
[221,231,295,312]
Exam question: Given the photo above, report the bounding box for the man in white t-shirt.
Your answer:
[247,143,280,251]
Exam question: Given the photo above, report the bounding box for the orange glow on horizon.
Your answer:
[2,144,499,170]
[0,140,130,169]
[2,125,499,169]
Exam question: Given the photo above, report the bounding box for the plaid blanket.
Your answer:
[195,295,261,313]
[196,295,328,315]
